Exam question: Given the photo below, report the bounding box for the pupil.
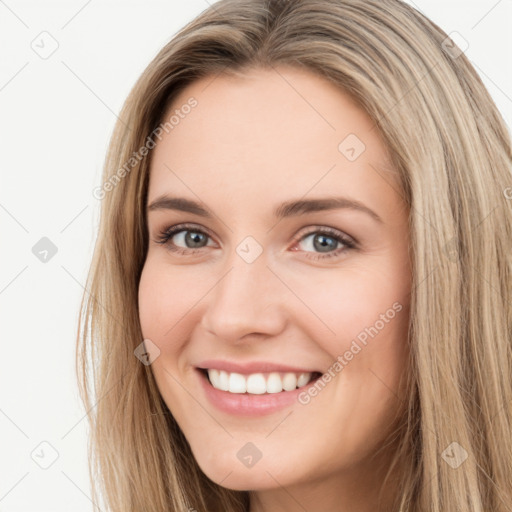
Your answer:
[186,231,206,248]
[314,234,336,253]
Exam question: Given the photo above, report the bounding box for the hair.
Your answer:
[76,0,512,510]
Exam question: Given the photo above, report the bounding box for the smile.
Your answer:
[205,369,319,394]
[196,362,323,416]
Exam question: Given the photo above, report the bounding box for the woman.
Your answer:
[77,0,512,510]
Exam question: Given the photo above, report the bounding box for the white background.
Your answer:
[1,1,511,510]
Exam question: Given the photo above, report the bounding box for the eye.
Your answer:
[291,226,357,261]
[153,223,357,260]
[154,223,214,255]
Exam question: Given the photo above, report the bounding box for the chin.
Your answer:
[191,446,295,491]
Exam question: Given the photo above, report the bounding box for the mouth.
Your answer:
[199,368,323,395]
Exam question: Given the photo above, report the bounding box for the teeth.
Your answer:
[297,373,310,387]
[229,372,246,393]
[246,373,267,394]
[206,369,314,394]
[218,370,229,391]
[266,372,283,393]
[282,373,297,391]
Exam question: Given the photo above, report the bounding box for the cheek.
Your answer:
[292,266,409,352]
[139,258,192,319]
[138,262,183,342]
[138,264,160,337]
[138,263,192,404]
[138,260,210,371]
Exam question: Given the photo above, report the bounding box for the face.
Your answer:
[138,66,412,507]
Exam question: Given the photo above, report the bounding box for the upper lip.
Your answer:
[196,359,320,375]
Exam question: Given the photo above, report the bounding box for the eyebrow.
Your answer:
[147,195,383,223]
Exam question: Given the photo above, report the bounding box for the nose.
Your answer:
[200,250,288,344]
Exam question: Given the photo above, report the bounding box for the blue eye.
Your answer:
[294,228,356,260]
[154,223,213,255]
[154,223,357,260]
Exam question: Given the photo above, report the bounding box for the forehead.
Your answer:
[147,66,400,218]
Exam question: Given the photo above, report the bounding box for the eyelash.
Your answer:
[153,223,357,261]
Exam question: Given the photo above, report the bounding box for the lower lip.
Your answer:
[197,369,314,417]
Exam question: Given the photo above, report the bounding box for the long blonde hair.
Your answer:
[77,0,512,510]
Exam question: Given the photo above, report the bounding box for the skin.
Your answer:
[138,65,412,512]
